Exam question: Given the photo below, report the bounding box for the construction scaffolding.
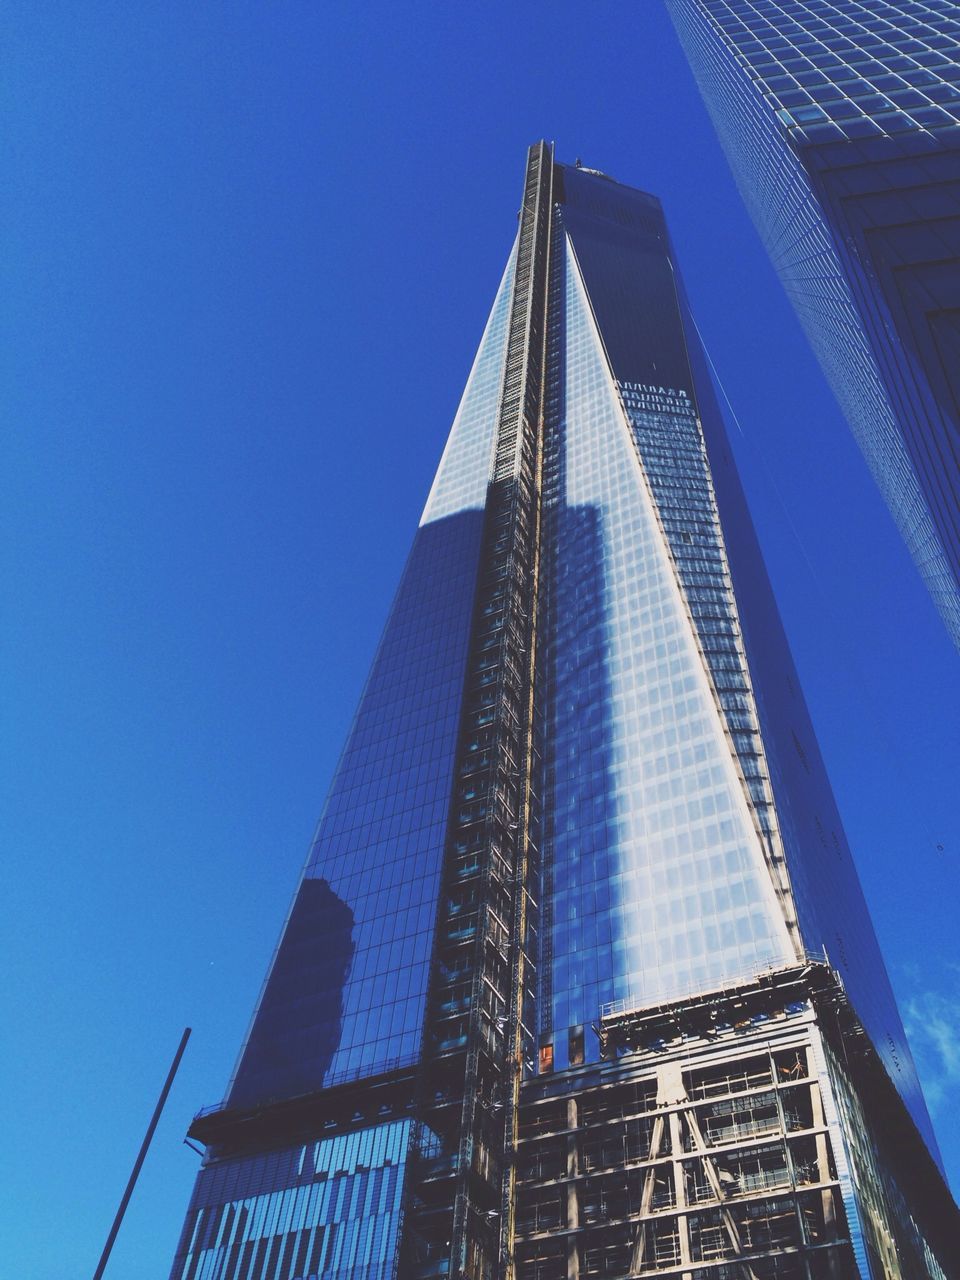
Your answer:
[512,964,953,1280]
[400,139,553,1280]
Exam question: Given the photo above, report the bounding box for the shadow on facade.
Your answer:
[229,877,355,1109]
[541,496,625,1073]
[539,237,625,1071]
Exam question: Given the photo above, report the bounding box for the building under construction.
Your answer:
[169,146,959,1280]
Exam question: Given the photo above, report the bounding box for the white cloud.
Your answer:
[903,972,960,1113]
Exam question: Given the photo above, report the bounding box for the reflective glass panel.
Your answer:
[541,234,793,1071]
[227,246,516,1106]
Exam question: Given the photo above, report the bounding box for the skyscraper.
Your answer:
[664,0,960,648]
[169,145,958,1280]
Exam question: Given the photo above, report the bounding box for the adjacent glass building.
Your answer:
[664,0,960,648]
[169,146,958,1280]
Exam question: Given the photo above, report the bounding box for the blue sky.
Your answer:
[3,4,958,1275]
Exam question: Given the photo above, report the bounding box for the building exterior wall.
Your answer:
[225,250,517,1111]
[170,1120,412,1280]
[516,967,955,1279]
[665,0,960,646]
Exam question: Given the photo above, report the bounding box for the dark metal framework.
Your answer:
[401,140,554,1280]
[513,965,958,1280]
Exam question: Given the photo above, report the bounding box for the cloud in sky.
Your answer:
[902,968,960,1113]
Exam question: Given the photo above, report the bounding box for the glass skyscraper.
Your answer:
[664,0,960,648]
[169,146,958,1280]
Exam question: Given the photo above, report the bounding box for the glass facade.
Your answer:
[683,281,938,1149]
[665,0,960,648]
[541,224,794,1065]
[170,1120,412,1280]
[537,165,933,1154]
[226,248,517,1110]
[170,145,953,1280]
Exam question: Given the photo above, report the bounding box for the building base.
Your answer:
[514,964,958,1280]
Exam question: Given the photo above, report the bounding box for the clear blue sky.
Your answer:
[3,4,958,1275]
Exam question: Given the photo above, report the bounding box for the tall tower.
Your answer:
[664,0,960,649]
[170,146,958,1280]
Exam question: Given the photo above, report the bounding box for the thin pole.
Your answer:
[93,1026,192,1280]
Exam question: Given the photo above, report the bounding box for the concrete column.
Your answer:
[566,1096,579,1280]
[669,1108,692,1274]
[809,1080,837,1236]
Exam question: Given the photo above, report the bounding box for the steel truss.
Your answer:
[513,964,943,1280]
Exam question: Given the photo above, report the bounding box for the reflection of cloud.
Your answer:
[903,970,960,1113]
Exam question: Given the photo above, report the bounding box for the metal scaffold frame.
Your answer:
[512,966,885,1280]
[401,140,554,1280]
